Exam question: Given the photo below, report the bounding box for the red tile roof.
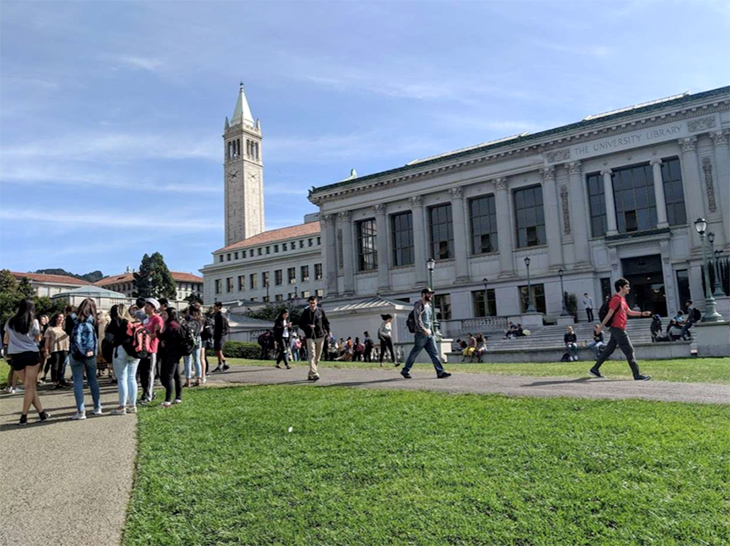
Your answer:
[216,221,321,253]
[95,271,203,287]
[11,272,91,286]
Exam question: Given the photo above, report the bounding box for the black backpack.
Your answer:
[201,320,214,341]
[219,314,230,336]
[178,321,197,357]
[406,310,416,333]
[691,307,701,322]
[598,301,614,327]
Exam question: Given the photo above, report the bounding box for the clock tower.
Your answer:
[223,83,264,246]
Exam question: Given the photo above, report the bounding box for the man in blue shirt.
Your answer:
[401,288,451,379]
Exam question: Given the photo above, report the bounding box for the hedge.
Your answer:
[206,341,261,359]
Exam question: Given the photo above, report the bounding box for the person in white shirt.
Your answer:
[582,293,595,322]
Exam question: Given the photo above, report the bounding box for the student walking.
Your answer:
[183,303,204,386]
[589,278,652,381]
[4,299,51,425]
[273,309,292,369]
[401,288,451,379]
[69,298,102,420]
[564,326,579,361]
[139,298,164,404]
[158,307,183,407]
[299,296,330,381]
[378,314,397,366]
[582,293,595,322]
[43,313,69,389]
[210,302,230,372]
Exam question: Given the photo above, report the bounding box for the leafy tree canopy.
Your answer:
[0,269,67,326]
[133,252,177,300]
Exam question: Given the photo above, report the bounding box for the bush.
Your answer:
[206,341,260,359]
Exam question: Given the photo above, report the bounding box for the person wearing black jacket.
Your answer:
[299,296,330,381]
[273,310,292,369]
[564,326,579,361]
[211,302,229,373]
[158,307,183,407]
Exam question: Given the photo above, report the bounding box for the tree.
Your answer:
[0,269,67,326]
[0,270,18,295]
[245,303,305,327]
[185,292,204,304]
[17,276,36,299]
[133,252,177,300]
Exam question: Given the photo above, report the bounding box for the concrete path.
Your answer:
[208,365,730,405]
[0,382,136,546]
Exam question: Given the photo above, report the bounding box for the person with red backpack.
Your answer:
[107,304,143,415]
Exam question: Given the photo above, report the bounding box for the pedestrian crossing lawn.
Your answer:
[124,385,729,546]
[225,357,730,384]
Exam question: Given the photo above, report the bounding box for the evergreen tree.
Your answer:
[133,254,153,298]
[17,276,36,298]
[0,270,18,295]
[133,253,177,300]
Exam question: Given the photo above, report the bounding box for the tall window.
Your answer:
[429,204,454,260]
[315,263,323,280]
[226,278,233,293]
[288,267,296,284]
[661,157,687,226]
[587,173,607,237]
[238,275,245,291]
[301,265,310,282]
[315,289,324,298]
[215,279,221,295]
[275,295,283,302]
[519,284,546,313]
[433,294,452,321]
[275,270,283,286]
[470,195,498,254]
[514,186,545,248]
[391,212,414,266]
[357,219,378,271]
[250,274,258,290]
[472,289,497,317]
[262,271,270,287]
[613,163,656,233]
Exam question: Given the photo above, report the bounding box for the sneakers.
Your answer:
[160,401,172,408]
[437,372,452,379]
[18,414,28,426]
[110,407,127,415]
[308,374,320,382]
[92,407,103,416]
[635,375,651,381]
[588,368,603,378]
[39,411,51,422]
[127,406,138,414]
[173,399,182,405]
[211,366,222,373]
[4,386,14,394]
[400,370,412,379]
[70,411,86,420]
[222,363,230,371]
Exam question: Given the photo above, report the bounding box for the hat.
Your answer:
[145,297,160,311]
[381,314,393,320]
[421,287,435,294]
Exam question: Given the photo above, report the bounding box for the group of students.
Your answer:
[456,333,488,362]
[3,297,231,426]
[651,300,700,342]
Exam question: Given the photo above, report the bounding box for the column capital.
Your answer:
[449,186,464,199]
[710,130,730,147]
[679,136,698,153]
[494,177,508,191]
[374,203,387,215]
[410,195,424,208]
[540,166,556,181]
[649,158,663,167]
[322,213,336,224]
[337,210,351,221]
[567,161,582,176]
[600,168,612,177]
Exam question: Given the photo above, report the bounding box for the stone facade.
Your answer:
[308,86,730,329]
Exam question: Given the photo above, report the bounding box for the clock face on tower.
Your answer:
[228,169,239,184]
[247,171,259,183]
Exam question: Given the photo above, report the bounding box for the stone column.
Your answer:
[410,196,428,286]
[567,161,591,265]
[339,211,355,296]
[323,213,338,297]
[540,166,564,269]
[711,130,730,246]
[494,177,515,276]
[374,204,390,293]
[650,158,669,228]
[602,168,618,236]
[449,187,470,282]
[679,137,703,250]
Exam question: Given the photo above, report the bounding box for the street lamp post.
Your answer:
[482,278,489,317]
[265,281,270,302]
[426,258,438,333]
[713,250,724,297]
[294,285,298,299]
[558,268,567,316]
[524,256,536,313]
[694,218,723,322]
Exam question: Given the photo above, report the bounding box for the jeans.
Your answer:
[70,355,101,412]
[680,320,694,339]
[586,308,594,322]
[592,327,643,379]
[588,340,604,359]
[183,338,203,378]
[403,333,445,375]
[113,346,140,407]
[566,343,578,359]
[61,353,70,383]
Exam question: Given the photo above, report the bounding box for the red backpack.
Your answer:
[123,322,151,359]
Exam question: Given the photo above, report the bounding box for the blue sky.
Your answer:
[1,0,728,278]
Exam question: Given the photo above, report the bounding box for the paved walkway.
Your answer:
[207,365,730,405]
[0,382,136,546]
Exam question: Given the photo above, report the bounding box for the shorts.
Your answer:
[9,351,41,371]
[213,338,225,351]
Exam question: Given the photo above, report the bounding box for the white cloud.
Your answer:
[109,55,164,73]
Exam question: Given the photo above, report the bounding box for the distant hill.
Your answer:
[34,269,104,283]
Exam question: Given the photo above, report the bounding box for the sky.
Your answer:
[1,0,729,278]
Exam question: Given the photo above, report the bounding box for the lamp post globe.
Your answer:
[694,218,723,322]
[427,258,436,290]
[524,256,536,313]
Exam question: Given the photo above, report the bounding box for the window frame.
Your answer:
[429,203,454,260]
[391,211,414,266]
[357,218,378,271]
[514,185,546,248]
[469,194,498,255]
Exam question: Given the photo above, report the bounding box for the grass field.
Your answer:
[225,357,730,384]
[124,385,730,546]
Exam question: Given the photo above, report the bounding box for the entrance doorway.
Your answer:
[621,255,667,316]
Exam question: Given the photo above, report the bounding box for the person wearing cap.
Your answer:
[139,298,164,403]
[377,314,397,366]
[401,288,451,379]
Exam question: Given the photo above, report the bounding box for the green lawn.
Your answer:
[124,386,730,546]
[225,357,730,384]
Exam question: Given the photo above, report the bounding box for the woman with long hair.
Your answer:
[183,303,204,387]
[108,304,140,415]
[69,298,101,420]
[44,313,69,389]
[4,299,50,425]
[378,314,397,367]
[273,309,292,369]
[158,307,183,407]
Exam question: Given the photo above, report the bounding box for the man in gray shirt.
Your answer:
[582,293,595,322]
[401,288,451,379]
